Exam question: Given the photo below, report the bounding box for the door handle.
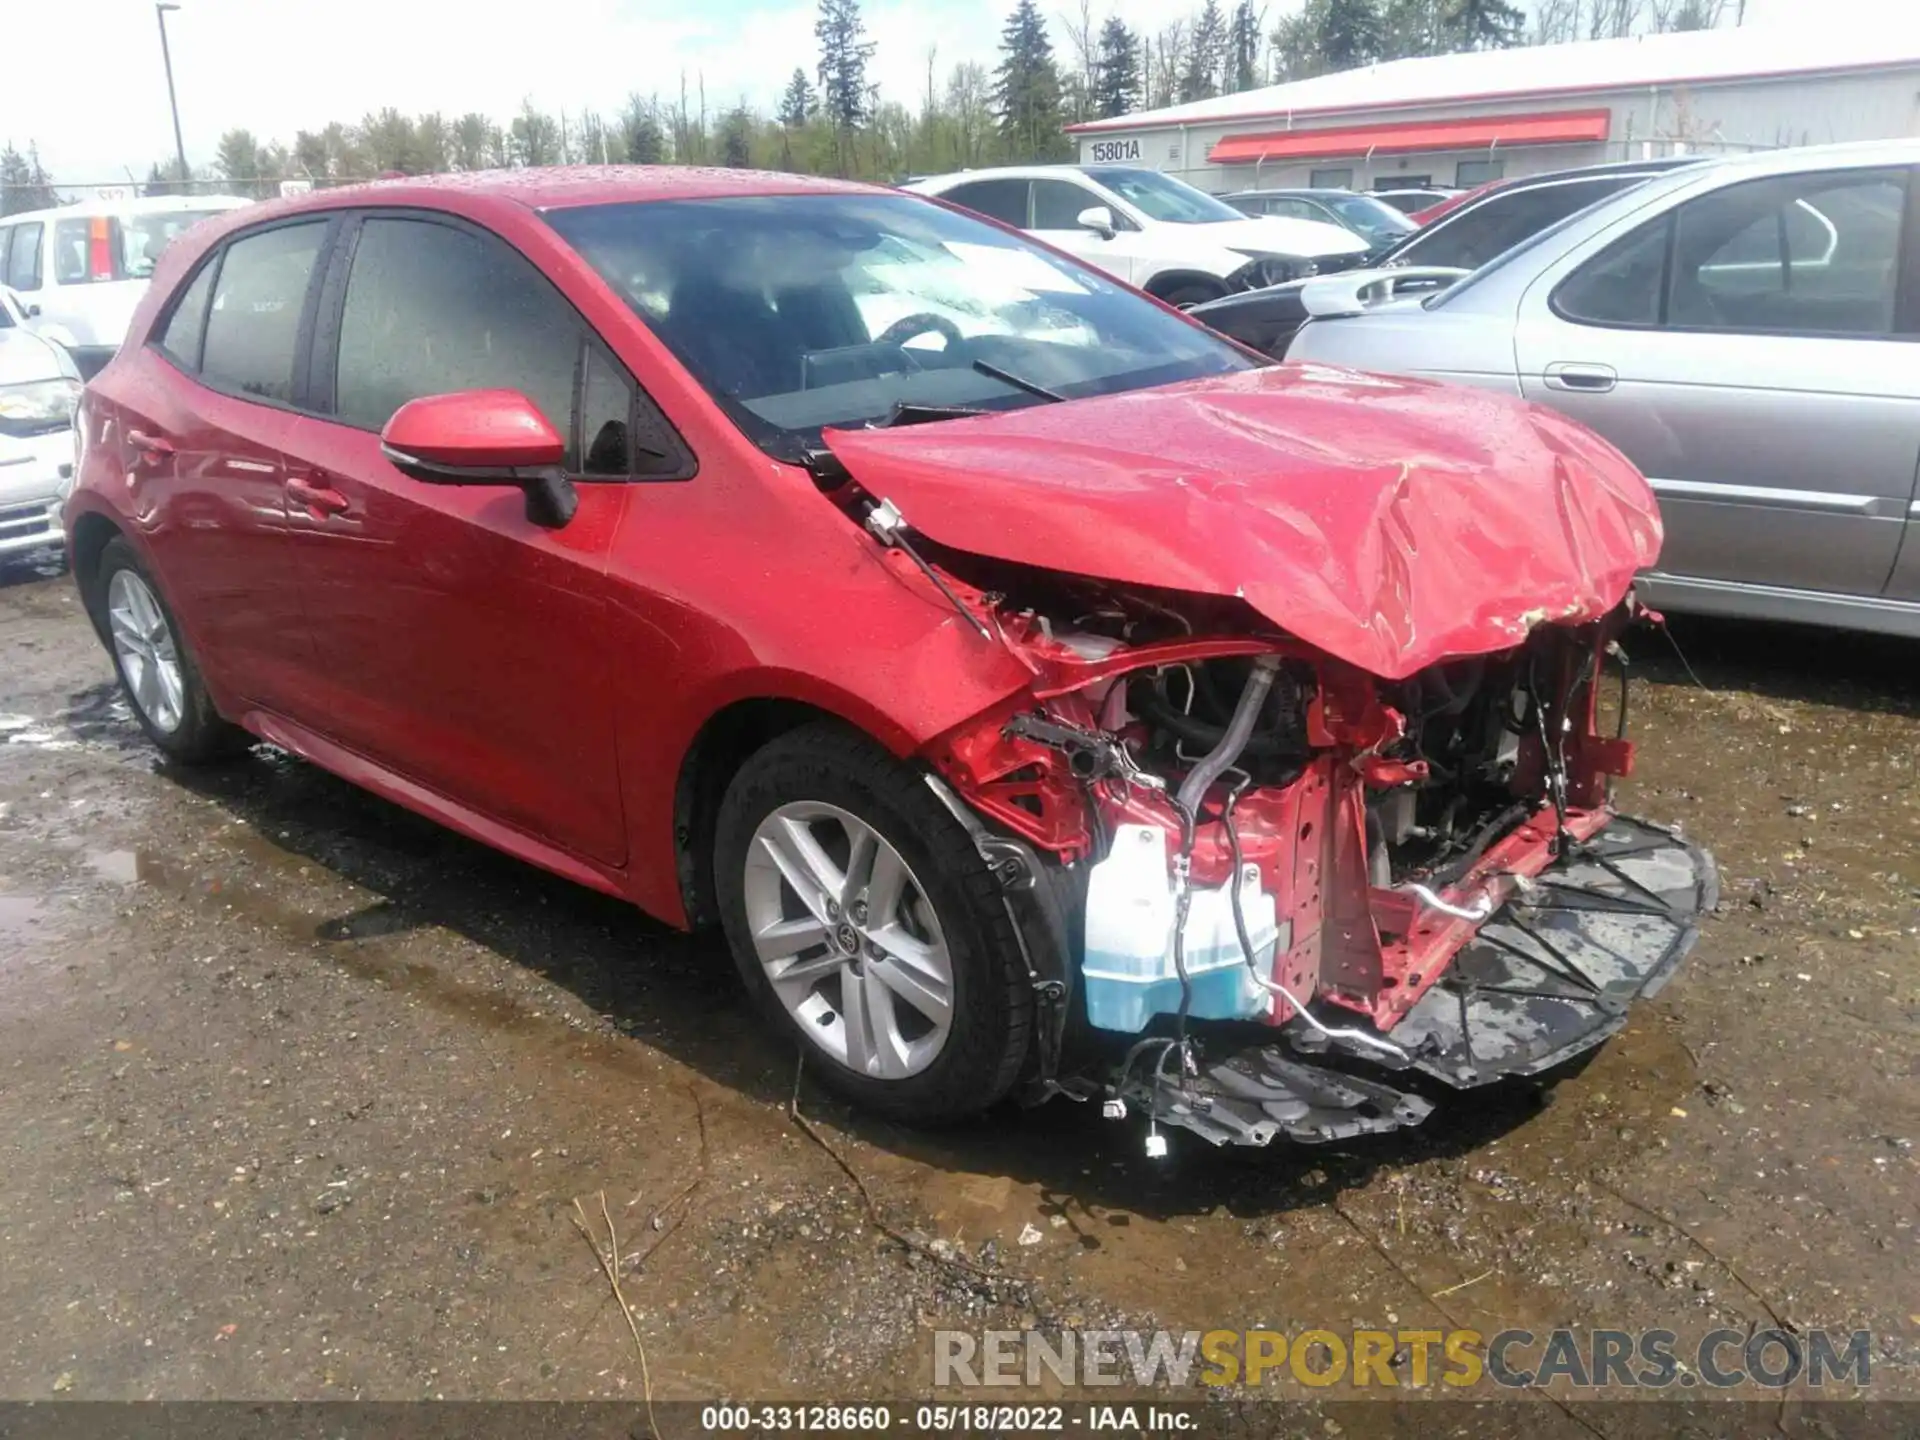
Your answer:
[1542,362,1617,393]
[126,429,175,464]
[286,475,350,517]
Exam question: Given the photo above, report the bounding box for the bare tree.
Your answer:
[1147,20,1189,110]
[1587,0,1639,39]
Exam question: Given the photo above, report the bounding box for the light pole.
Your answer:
[155,3,189,190]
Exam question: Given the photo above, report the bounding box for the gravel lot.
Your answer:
[1,548,1914,1418]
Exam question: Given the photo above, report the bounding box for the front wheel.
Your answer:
[713,723,1034,1124]
[1157,282,1226,308]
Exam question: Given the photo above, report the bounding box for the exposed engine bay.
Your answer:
[891,542,1717,1151]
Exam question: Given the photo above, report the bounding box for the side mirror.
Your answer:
[380,389,576,528]
[26,303,40,318]
[1076,205,1117,240]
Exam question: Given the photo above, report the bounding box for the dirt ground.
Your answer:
[1,547,1915,1418]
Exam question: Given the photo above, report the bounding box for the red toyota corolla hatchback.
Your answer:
[66,167,1713,1149]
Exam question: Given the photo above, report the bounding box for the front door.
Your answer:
[278,212,639,866]
[1514,164,1920,598]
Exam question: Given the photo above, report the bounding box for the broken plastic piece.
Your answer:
[1145,1130,1168,1158]
[1101,1097,1127,1120]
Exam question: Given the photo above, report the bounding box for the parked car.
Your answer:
[65,168,1711,1148]
[1190,158,1710,356]
[1220,188,1416,255]
[906,165,1370,306]
[0,195,250,378]
[1286,140,1920,640]
[0,287,81,561]
[1371,187,1458,216]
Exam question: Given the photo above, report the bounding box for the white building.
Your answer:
[1068,24,1920,194]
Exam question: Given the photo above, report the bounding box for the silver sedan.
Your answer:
[1285,139,1920,639]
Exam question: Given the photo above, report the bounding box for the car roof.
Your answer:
[0,194,253,226]
[205,166,884,230]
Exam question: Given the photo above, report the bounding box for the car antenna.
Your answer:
[971,359,1065,403]
[864,498,992,641]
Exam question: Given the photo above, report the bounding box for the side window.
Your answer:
[157,259,219,369]
[54,218,92,285]
[1405,180,1624,270]
[1030,179,1101,229]
[200,222,327,403]
[940,178,1030,228]
[1553,216,1671,327]
[6,222,43,291]
[334,218,580,465]
[1668,170,1905,335]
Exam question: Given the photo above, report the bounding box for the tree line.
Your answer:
[2,0,1735,212]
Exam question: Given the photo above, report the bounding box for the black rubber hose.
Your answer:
[1427,799,1530,890]
[1130,674,1304,759]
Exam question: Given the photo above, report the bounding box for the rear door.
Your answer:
[97,218,332,717]
[277,210,671,866]
[1514,163,1920,599]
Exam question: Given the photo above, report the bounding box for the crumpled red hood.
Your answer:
[823,365,1661,679]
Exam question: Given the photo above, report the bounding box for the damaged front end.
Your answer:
[819,368,1714,1149]
[914,574,1715,1150]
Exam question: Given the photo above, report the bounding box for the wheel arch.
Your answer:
[1142,269,1230,302]
[672,694,910,931]
[68,508,126,645]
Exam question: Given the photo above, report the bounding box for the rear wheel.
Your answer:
[94,537,246,764]
[713,723,1033,1124]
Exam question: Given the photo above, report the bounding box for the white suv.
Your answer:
[0,194,250,377]
[905,165,1369,306]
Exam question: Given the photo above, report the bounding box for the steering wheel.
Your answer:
[875,312,964,349]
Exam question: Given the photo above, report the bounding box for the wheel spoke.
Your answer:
[868,951,952,1029]
[755,819,840,920]
[841,821,877,904]
[863,844,908,928]
[155,660,185,727]
[752,912,831,965]
[766,949,848,1009]
[840,968,911,1079]
[109,606,144,653]
[839,968,877,1075]
[133,654,163,720]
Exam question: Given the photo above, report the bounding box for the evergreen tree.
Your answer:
[994,0,1065,161]
[778,67,817,128]
[451,113,497,171]
[1180,0,1227,101]
[215,128,271,198]
[2,143,59,214]
[1227,1,1265,89]
[1443,0,1524,49]
[1319,0,1383,69]
[1381,0,1447,57]
[816,0,875,171]
[510,103,562,167]
[1092,17,1142,118]
[359,107,422,173]
[721,106,754,167]
[1270,0,1329,80]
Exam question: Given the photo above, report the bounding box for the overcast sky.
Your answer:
[0,0,1879,185]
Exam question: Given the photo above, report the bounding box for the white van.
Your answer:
[0,194,250,377]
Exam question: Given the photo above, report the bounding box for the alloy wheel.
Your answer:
[107,568,185,735]
[743,801,955,1080]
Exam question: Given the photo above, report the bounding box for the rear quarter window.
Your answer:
[199,222,328,404]
[157,260,219,369]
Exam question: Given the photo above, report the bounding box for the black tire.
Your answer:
[1158,282,1226,308]
[713,722,1033,1124]
[92,536,248,764]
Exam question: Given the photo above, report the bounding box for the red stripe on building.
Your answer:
[1206,108,1613,164]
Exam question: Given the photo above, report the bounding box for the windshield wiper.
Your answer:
[971,359,1066,403]
[877,401,988,428]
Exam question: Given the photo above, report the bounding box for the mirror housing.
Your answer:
[1075,205,1117,239]
[380,389,576,528]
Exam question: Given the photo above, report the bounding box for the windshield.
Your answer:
[1086,168,1245,225]
[547,193,1255,461]
[1321,192,1416,243]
